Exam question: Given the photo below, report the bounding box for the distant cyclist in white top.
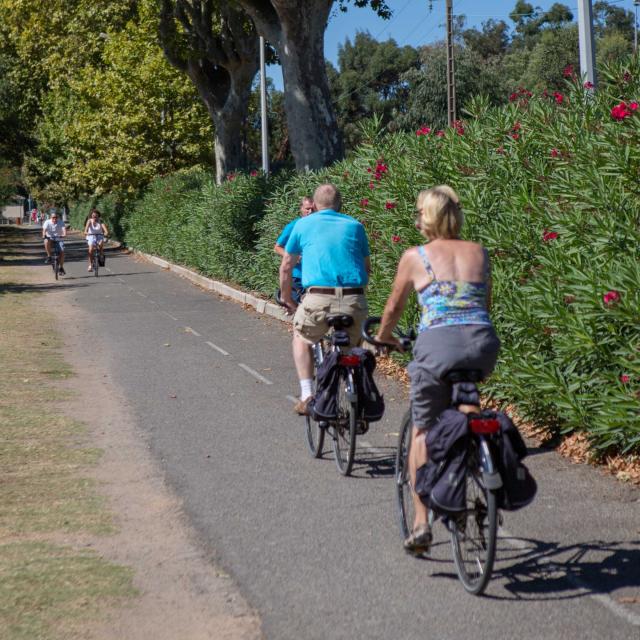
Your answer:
[42,211,67,275]
[84,208,109,272]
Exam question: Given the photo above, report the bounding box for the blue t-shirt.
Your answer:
[276,219,302,279]
[284,209,370,288]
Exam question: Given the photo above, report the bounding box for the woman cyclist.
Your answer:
[84,209,109,271]
[375,186,500,553]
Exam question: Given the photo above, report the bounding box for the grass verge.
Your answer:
[0,229,136,639]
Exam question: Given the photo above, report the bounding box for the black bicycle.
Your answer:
[362,317,502,595]
[44,235,63,280]
[87,233,107,277]
[276,290,365,476]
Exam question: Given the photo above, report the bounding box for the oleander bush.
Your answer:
[115,56,640,455]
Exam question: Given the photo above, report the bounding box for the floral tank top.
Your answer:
[417,245,492,332]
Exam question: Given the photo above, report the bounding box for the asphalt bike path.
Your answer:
[15,230,639,640]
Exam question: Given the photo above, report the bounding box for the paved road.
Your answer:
[7,228,640,640]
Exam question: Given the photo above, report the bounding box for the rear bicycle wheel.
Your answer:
[332,369,357,476]
[305,415,325,458]
[395,410,414,540]
[450,466,498,595]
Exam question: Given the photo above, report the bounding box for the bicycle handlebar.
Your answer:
[361,316,416,352]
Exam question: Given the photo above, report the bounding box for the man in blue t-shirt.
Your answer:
[280,183,371,415]
[274,196,315,304]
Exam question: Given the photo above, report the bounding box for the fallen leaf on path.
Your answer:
[169,394,177,399]
[163,343,171,347]
[618,596,640,604]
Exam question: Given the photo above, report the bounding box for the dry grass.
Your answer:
[0,229,136,639]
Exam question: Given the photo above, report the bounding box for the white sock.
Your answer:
[300,378,314,400]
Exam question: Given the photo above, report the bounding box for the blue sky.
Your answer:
[267,0,638,89]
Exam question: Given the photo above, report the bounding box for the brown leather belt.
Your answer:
[307,287,364,295]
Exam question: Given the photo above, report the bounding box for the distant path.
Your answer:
[9,227,639,640]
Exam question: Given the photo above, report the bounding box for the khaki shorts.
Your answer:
[293,291,368,346]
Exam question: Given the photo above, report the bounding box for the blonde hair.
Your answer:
[416,185,463,240]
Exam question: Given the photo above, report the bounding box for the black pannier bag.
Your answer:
[495,413,537,511]
[350,347,385,422]
[309,350,341,420]
[415,409,469,514]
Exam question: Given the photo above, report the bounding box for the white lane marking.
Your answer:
[136,291,147,298]
[117,277,125,283]
[286,395,298,404]
[500,527,640,627]
[184,326,201,337]
[105,267,112,272]
[162,311,178,321]
[206,341,230,356]
[238,363,273,385]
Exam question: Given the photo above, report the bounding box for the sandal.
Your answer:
[404,524,432,555]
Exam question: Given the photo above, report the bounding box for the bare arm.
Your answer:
[101,223,109,236]
[376,250,416,346]
[274,243,286,257]
[279,252,299,313]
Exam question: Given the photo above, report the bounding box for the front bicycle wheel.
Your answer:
[305,414,325,458]
[53,256,59,280]
[332,369,357,476]
[450,467,498,595]
[93,250,99,277]
[395,410,414,540]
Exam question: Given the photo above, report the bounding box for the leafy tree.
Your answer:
[158,0,260,183]
[396,43,508,131]
[462,19,510,59]
[329,32,419,150]
[234,0,391,171]
[594,1,635,42]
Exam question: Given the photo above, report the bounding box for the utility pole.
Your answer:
[445,0,456,126]
[259,36,270,176]
[577,0,597,89]
[634,0,639,53]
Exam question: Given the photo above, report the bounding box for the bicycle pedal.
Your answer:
[356,421,369,435]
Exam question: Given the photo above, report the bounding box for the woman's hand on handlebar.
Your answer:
[374,333,405,353]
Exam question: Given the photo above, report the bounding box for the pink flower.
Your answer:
[511,133,519,140]
[512,121,521,131]
[360,198,369,208]
[603,290,621,305]
[611,102,633,120]
[630,102,639,111]
[509,92,518,102]
[385,201,396,210]
[416,125,431,136]
[368,181,375,190]
[553,92,564,104]
[367,167,372,173]
[620,374,631,384]
[550,148,560,158]
[542,229,558,242]
[623,71,632,83]
[392,235,401,243]
[583,81,594,90]
[453,119,465,135]
[563,64,574,78]
[496,146,505,154]
[436,130,445,137]
[250,170,258,177]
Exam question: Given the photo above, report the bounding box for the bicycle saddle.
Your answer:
[326,314,353,330]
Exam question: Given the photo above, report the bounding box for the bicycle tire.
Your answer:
[395,410,414,540]
[450,467,498,595]
[305,414,325,458]
[332,369,357,476]
[53,256,59,280]
[93,250,99,277]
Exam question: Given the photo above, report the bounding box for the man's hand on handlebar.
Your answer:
[374,333,405,353]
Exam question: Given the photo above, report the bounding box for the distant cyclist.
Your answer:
[274,196,315,304]
[374,186,500,553]
[42,211,67,275]
[84,209,109,272]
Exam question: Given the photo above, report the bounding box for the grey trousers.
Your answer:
[407,324,500,430]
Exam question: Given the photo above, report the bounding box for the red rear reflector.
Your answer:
[339,355,361,367]
[469,418,500,434]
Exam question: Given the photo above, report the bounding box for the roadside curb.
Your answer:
[135,251,291,323]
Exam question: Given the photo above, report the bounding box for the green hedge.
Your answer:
[96,56,640,456]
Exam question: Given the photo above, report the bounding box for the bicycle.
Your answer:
[87,233,107,277]
[44,235,62,280]
[275,290,366,476]
[362,317,503,595]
